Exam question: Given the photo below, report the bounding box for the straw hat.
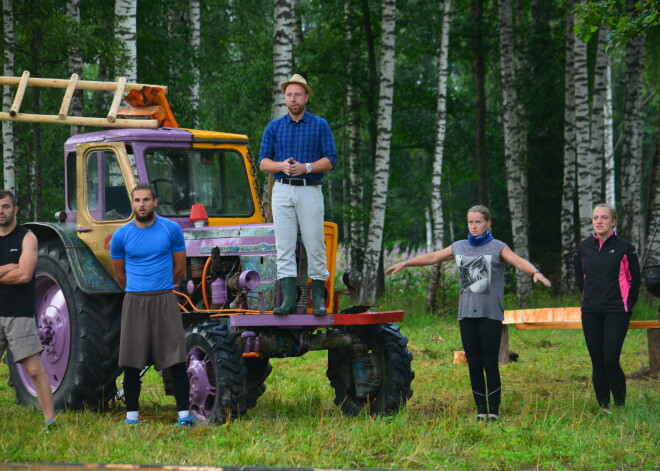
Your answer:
[280,74,313,96]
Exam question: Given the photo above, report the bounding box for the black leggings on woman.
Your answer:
[459,317,502,415]
[581,311,630,408]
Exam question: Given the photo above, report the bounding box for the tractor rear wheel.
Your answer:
[327,323,414,416]
[8,241,122,410]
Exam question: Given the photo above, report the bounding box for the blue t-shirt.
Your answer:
[258,111,338,180]
[110,217,186,292]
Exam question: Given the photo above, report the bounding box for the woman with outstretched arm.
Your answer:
[386,205,551,421]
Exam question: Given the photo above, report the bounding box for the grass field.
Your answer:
[1,295,659,470]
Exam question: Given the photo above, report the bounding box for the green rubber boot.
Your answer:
[273,277,297,315]
[312,279,327,316]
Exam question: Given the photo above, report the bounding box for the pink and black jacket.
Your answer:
[574,233,641,314]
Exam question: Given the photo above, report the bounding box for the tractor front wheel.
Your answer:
[185,321,271,423]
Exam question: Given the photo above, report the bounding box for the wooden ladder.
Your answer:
[0,71,169,129]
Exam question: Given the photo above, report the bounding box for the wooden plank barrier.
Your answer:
[499,307,660,376]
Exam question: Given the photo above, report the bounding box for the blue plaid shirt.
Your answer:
[258,111,337,181]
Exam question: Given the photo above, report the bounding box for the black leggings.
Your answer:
[123,362,190,412]
[581,311,630,408]
[459,317,502,415]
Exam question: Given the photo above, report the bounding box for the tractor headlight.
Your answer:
[342,268,362,290]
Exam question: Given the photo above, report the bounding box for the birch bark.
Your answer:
[426,0,451,313]
[589,26,609,203]
[67,0,84,136]
[2,0,16,195]
[619,29,646,250]
[573,0,592,239]
[499,0,532,301]
[344,0,364,271]
[115,0,137,83]
[560,0,577,293]
[189,0,201,129]
[360,0,397,304]
[272,0,294,120]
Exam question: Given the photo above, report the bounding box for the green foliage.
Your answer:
[1,311,658,469]
[575,0,660,45]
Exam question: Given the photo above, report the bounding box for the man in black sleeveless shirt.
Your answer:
[0,190,56,428]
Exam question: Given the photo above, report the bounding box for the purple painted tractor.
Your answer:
[2,76,414,423]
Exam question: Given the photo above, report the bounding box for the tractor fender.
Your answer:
[24,222,122,295]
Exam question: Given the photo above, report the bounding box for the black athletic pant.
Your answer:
[581,310,630,408]
[459,317,502,415]
[123,362,190,412]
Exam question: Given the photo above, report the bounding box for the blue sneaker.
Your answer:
[125,419,139,426]
[177,416,194,427]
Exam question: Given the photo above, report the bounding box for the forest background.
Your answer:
[2,0,660,306]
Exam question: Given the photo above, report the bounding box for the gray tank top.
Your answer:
[451,238,507,321]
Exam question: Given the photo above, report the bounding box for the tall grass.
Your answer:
[1,305,658,469]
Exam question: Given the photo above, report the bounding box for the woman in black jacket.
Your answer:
[574,203,641,412]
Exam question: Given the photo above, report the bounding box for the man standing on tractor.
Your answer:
[0,190,57,430]
[258,74,337,315]
[110,183,193,426]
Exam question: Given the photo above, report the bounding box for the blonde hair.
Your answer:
[593,203,616,221]
[467,205,491,222]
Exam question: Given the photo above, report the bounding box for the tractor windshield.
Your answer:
[145,147,254,218]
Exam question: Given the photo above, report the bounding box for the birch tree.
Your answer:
[2,0,16,195]
[272,0,294,120]
[560,0,577,293]
[189,0,201,128]
[344,0,364,271]
[588,26,609,203]
[573,1,592,239]
[498,0,532,301]
[360,0,397,304]
[426,0,451,313]
[115,0,137,82]
[619,26,645,250]
[603,40,615,205]
[67,0,84,136]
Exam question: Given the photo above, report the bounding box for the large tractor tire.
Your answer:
[185,320,271,424]
[327,323,414,417]
[8,241,122,410]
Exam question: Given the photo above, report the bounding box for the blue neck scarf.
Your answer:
[468,230,493,246]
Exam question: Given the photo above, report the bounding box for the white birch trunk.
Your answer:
[344,0,364,271]
[360,0,397,304]
[573,1,592,239]
[499,0,532,302]
[272,0,294,120]
[189,0,201,129]
[2,0,16,195]
[560,0,577,293]
[67,0,85,136]
[426,0,451,312]
[604,58,615,205]
[115,0,138,83]
[589,26,608,203]
[619,29,645,251]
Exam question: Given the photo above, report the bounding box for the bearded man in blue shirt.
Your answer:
[258,74,337,316]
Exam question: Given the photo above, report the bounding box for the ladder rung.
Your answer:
[58,73,79,120]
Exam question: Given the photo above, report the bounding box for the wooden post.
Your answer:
[58,73,79,120]
[649,329,660,377]
[499,324,510,364]
[9,70,30,117]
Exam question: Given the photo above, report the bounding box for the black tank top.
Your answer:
[0,225,36,317]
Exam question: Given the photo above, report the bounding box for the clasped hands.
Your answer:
[281,157,306,177]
